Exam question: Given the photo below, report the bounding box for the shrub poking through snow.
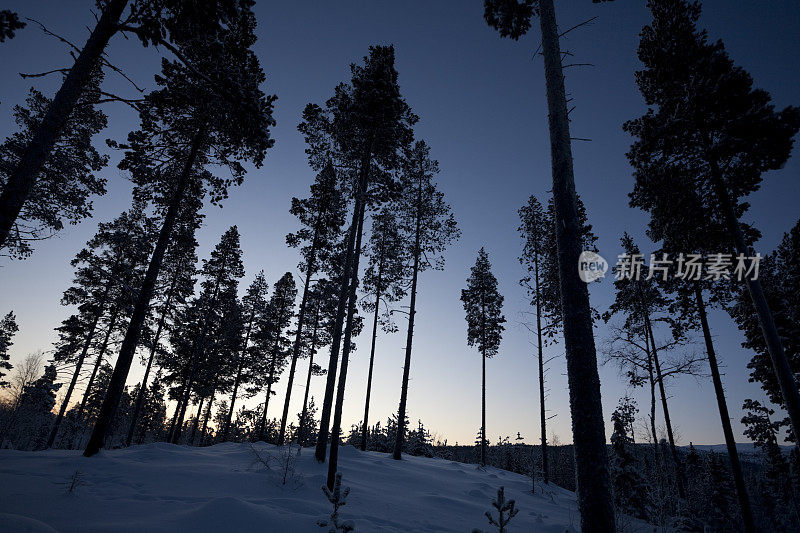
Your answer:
[65,470,85,494]
[474,486,519,533]
[317,471,354,532]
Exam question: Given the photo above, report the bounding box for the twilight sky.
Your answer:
[1,0,798,446]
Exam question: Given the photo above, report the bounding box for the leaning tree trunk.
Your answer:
[327,192,368,489]
[0,0,128,249]
[46,283,111,448]
[694,282,755,532]
[534,249,548,485]
[279,237,319,445]
[709,160,800,446]
[316,134,373,463]
[361,279,383,451]
[393,174,423,461]
[84,130,204,457]
[536,1,615,529]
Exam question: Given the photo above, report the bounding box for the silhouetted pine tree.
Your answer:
[0,75,107,259]
[461,248,505,467]
[278,162,346,444]
[126,207,199,446]
[0,10,24,42]
[358,208,406,451]
[303,46,417,476]
[610,397,649,520]
[731,220,800,439]
[603,233,698,497]
[83,2,275,457]
[0,0,245,249]
[623,2,800,527]
[170,226,244,444]
[393,140,459,460]
[297,278,337,443]
[255,273,296,442]
[0,311,18,386]
[484,1,616,527]
[220,272,269,442]
[625,0,800,456]
[48,201,156,448]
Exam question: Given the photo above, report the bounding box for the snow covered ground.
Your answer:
[0,442,607,532]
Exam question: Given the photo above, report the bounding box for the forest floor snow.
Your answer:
[1,442,623,532]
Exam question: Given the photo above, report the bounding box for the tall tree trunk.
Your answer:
[221,313,255,442]
[188,395,205,445]
[84,130,204,457]
[534,248,548,485]
[694,282,755,532]
[76,305,120,424]
[393,173,423,461]
[361,286,382,451]
[316,134,373,463]
[643,331,658,454]
[481,346,487,467]
[0,0,128,249]
[644,313,686,498]
[125,303,169,447]
[258,356,278,442]
[327,194,368,489]
[536,1,615,529]
[709,162,800,445]
[47,283,111,448]
[199,387,215,446]
[299,311,320,446]
[279,242,318,445]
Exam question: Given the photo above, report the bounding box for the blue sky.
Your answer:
[1,0,798,446]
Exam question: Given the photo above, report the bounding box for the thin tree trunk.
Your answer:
[84,130,204,457]
[46,283,111,448]
[0,0,128,248]
[327,193,368,489]
[534,248,548,485]
[709,161,800,445]
[258,357,277,441]
[361,287,382,451]
[199,387,215,445]
[393,171,423,462]
[76,306,120,424]
[644,313,686,498]
[481,346,487,467]
[536,1,615,529]
[125,309,166,447]
[188,395,205,445]
[643,330,658,454]
[299,310,320,446]
[221,313,255,442]
[279,241,318,445]
[694,282,755,533]
[316,134,373,463]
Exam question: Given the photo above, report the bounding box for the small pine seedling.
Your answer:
[317,471,355,532]
[474,486,519,533]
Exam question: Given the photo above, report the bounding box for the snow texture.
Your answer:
[1,442,620,532]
